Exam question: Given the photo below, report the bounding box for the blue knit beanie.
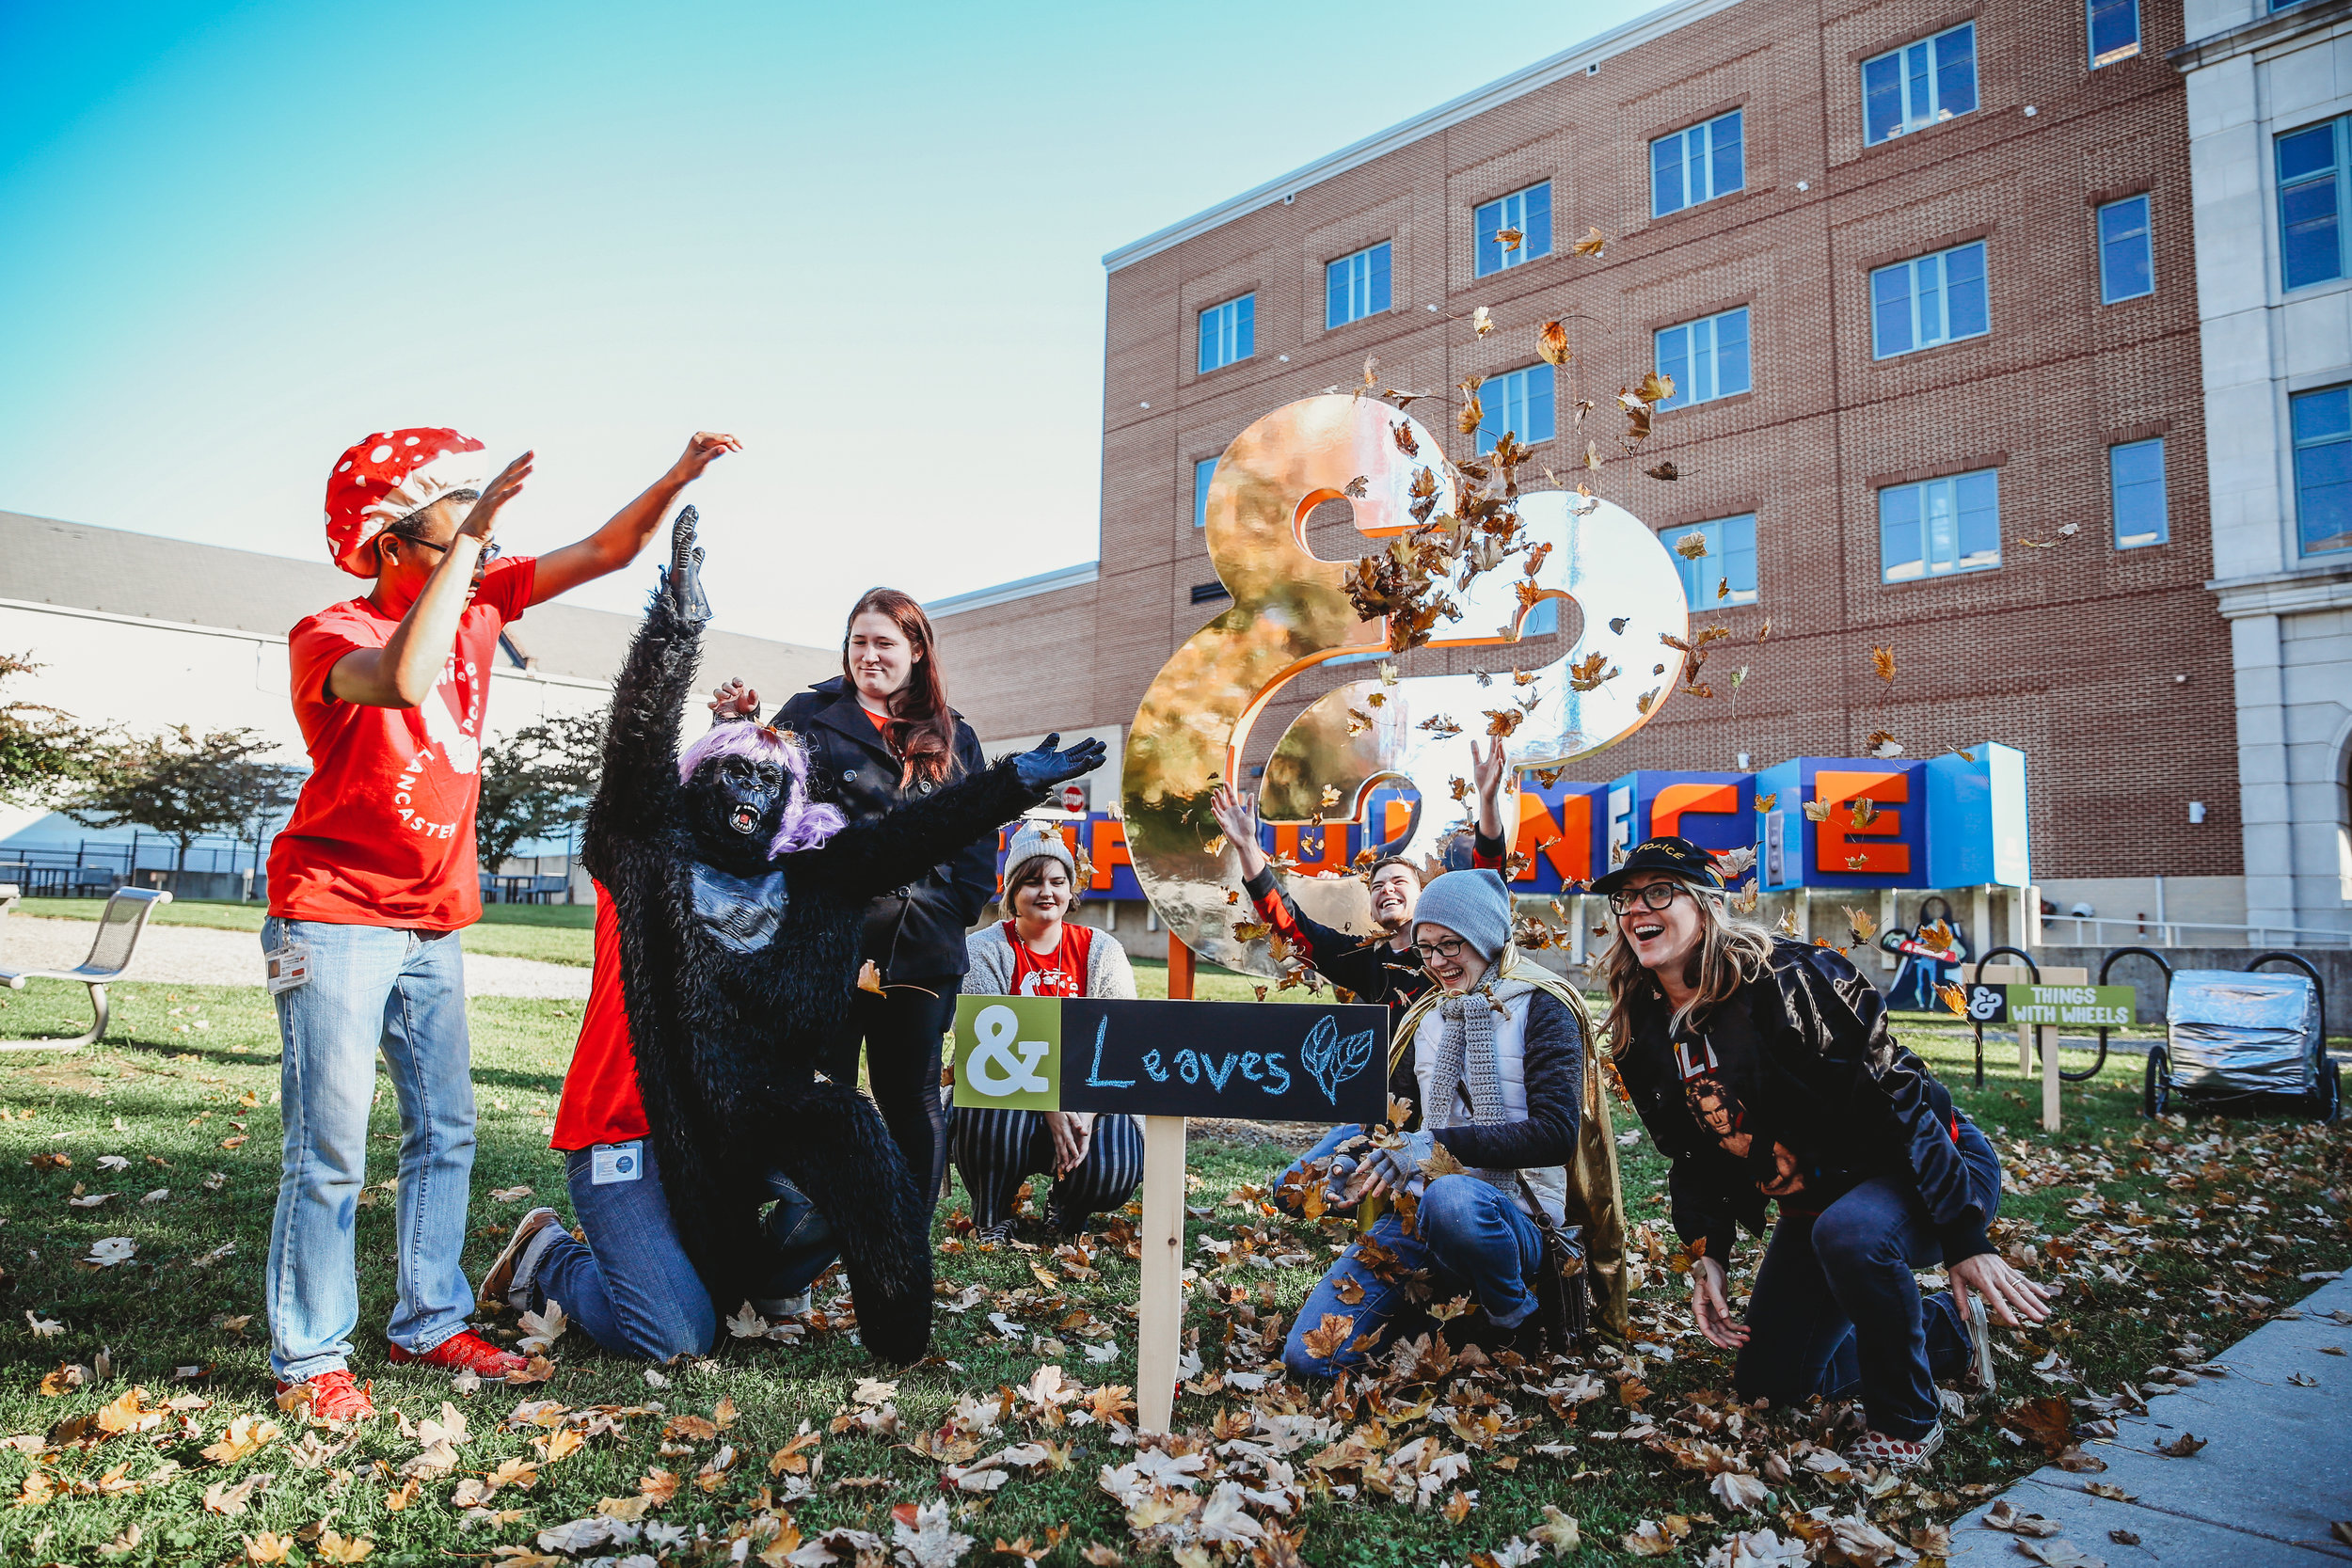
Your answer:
[1412,868,1512,960]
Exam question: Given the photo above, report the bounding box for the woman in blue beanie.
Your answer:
[1280,867,1605,1372]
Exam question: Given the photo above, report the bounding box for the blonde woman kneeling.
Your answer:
[951,823,1140,1244]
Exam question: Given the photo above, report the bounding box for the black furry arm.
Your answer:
[583,591,699,865]
[802,755,1041,901]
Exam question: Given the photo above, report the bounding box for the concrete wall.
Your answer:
[2039,942,2348,1039]
[2179,0,2352,941]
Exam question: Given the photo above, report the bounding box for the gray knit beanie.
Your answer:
[1001,821,1078,900]
[1412,868,1512,960]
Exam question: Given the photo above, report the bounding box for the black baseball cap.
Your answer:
[1589,835,1727,895]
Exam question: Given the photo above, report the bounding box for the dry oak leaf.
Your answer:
[202,1474,269,1516]
[1622,1514,1694,1556]
[770,1431,821,1475]
[1646,461,1680,481]
[202,1414,282,1465]
[1675,531,1709,560]
[2156,1431,2208,1457]
[1537,320,1571,367]
[2015,1542,2106,1568]
[1984,1500,2063,1538]
[244,1531,297,1564]
[1472,305,1495,337]
[1870,645,1897,684]
[1571,225,1607,257]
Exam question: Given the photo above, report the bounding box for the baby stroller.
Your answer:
[1880,895,1969,1011]
[2137,950,2340,1122]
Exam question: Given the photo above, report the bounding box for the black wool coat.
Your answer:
[770,676,994,985]
[1613,938,1994,1268]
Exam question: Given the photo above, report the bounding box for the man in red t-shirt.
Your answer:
[261,425,739,1420]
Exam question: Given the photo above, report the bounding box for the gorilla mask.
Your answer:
[675,722,847,863]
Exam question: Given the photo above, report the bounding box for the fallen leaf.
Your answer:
[203,1474,269,1516]
[2156,1432,2208,1457]
[1571,225,1606,257]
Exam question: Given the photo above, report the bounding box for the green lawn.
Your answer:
[0,977,2342,1566]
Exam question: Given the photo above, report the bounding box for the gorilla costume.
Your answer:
[582,512,1104,1362]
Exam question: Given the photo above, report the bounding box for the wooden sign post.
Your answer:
[950,953,1388,1434]
[1963,967,2122,1132]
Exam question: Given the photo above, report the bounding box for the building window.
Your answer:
[2098,196,2153,303]
[1521,599,1560,635]
[2088,0,2139,66]
[2279,118,2347,291]
[1879,469,2000,581]
[2110,439,2167,548]
[1651,109,1744,217]
[2291,386,2352,554]
[1664,515,1758,608]
[1654,308,1752,409]
[1194,456,1217,529]
[1325,243,1391,329]
[1198,293,1254,373]
[1475,365,1555,452]
[1474,182,1552,278]
[1862,23,1978,146]
[1871,241,1989,358]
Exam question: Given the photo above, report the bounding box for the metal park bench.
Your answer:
[0,888,173,1051]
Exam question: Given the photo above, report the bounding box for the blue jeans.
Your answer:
[1271,1124,1362,1216]
[1283,1173,1544,1377]
[532,1139,838,1360]
[262,918,477,1382]
[1734,1118,2002,1439]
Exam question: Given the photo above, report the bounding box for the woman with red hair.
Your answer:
[712,589,992,1209]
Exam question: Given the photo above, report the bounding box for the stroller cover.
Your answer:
[2166,970,2320,1097]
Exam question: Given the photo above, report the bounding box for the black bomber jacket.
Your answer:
[1615,938,1995,1268]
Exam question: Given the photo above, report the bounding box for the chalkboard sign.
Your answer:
[951,996,1391,1123]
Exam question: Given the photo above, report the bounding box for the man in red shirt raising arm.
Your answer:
[262,427,738,1420]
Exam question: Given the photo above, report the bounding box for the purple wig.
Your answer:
[675,722,848,856]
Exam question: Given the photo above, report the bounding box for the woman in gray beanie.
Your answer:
[949,821,1142,1244]
[1282,868,1613,1372]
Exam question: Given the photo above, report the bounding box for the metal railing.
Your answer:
[2040,913,2351,950]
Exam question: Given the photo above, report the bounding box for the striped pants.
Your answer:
[949,1109,1144,1233]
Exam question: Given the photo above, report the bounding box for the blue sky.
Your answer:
[0,0,1655,647]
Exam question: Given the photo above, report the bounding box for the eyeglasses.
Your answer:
[1608,882,1693,915]
[395,534,501,575]
[1412,934,1470,965]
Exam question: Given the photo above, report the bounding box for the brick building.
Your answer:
[932,0,2242,928]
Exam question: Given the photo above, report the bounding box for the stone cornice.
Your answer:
[2171,0,2352,73]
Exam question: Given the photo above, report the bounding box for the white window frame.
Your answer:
[2109,438,2167,549]
[1870,241,1989,359]
[1650,109,1744,218]
[1861,23,1978,146]
[1654,307,1752,409]
[2088,0,2140,68]
[1326,243,1391,329]
[1663,515,1759,609]
[1198,293,1254,374]
[2097,195,2153,304]
[1878,469,2001,582]
[1474,182,1552,278]
[1476,364,1555,452]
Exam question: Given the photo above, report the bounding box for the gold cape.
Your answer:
[1384,949,1631,1340]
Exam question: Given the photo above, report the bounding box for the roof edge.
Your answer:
[927,562,1100,618]
[1100,0,1743,273]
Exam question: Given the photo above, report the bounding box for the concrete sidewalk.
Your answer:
[1948,1275,2352,1565]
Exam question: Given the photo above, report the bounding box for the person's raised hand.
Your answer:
[707,677,760,721]
[670,432,741,485]
[1208,784,1259,846]
[460,451,534,541]
[1949,1251,2056,1329]
[1471,735,1513,834]
[1691,1254,1749,1350]
[1012,734,1106,792]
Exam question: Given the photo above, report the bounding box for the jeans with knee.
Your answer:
[262,918,477,1383]
[1283,1173,1544,1377]
[532,1139,838,1361]
[1734,1118,2001,1439]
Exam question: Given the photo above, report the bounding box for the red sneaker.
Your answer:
[387,1329,531,1381]
[275,1369,376,1422]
